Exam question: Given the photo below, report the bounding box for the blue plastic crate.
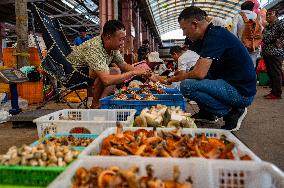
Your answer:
[128,88,180,94]
[161,88,180,94]
[100,94,186,115]
[30,134,98,151]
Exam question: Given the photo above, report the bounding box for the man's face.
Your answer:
[108,29,126,50]
[171,53,179,61]
[179,19,199,41]
[266,11,277,24]
[79,31,86,38]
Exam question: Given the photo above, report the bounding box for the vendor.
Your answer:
[178,6,256,131]
[164,45,199,85]
[67,20,149,108]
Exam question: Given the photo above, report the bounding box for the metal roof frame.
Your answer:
[147,0,244,34]
[0,0,100,43]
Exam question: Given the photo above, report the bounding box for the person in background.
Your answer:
[232,1,263,67]
[207,16,226,27]
[262,9,284,99]
[164,46,199,85]
[73,26,92,46]
[138,39,151,62]
[123,52,168,86]
[184,36,202,53]
[178,6,256,131]
[144,52,168,76]
[67,20,149,108]
[166,61,175,71]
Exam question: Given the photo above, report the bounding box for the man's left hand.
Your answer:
[166,79,172,85]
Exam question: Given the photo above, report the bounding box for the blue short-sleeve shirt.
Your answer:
[73,35,92,46]
[199,24,256,97]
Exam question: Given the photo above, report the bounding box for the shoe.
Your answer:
[221,108,247,131]
[191,110,218,124]
[264,93,281,99]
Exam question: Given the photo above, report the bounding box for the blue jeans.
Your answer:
[180,79,254,117]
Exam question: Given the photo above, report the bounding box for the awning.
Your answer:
[148,0,245,34]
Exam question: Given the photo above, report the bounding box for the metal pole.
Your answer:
[136,7,140,52]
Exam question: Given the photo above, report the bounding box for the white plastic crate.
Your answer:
[33,109,136,138]
[79,127,261,161]
[48,157,284,188]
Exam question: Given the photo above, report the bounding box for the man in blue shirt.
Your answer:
[73,26,92,46]
[178,6,256,131]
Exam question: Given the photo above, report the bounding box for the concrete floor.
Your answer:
[0,86,283,171]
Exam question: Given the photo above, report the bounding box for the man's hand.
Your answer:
[148,73,160,83]
[164,79,172,85]
[132,68,149,76]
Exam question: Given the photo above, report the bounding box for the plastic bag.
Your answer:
[1,97,28,111]
[256,58,267,73]
[0,110,11,124]
[0,93,8,104]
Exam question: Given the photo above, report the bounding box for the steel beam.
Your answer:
[0,0,45,4]
[50,12,99,18]
[62,24,99,28]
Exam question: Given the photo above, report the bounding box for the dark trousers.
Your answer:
[263,55,284,97]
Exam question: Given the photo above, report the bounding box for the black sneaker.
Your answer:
[191,110,218,124]
[221,108,247,131]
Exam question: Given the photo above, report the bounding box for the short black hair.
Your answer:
[241,1,255,11]
[78,26,87,32]
[170,46,183,55]
[178,6,207,22]
[103,20,125,36]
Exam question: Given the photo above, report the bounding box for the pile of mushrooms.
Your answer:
[72,164,192,188]
[43,135,94,147]
[134,105,196,128]
[0,144,79,167]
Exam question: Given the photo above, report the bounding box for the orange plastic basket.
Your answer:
[17,81,43,104]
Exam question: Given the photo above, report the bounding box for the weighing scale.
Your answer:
[0,68,56,127]
[0,68,28,115]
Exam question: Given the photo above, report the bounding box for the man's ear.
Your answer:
[192,20,199,28]
[105,34,112,40]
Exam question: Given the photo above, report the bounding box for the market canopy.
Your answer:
[147,0,244,34]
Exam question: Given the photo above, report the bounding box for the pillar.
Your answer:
[132,10,137,53]
[0,23,5,64]
[151,34,155,51]
[99,0,106,32]
[135,7,140,52]
[113,0,118,19]
[107,0,114,20]
[146,26,150,42]
[99,0,114,33]
[15,0,29,68]
[155,43,159,51]
[121,0,133,55]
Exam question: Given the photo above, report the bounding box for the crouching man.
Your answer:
[178,7,256,131]
[67,20,148,108]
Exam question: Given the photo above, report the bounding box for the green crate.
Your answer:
[258,73,269,86]
[0,165,65,187]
